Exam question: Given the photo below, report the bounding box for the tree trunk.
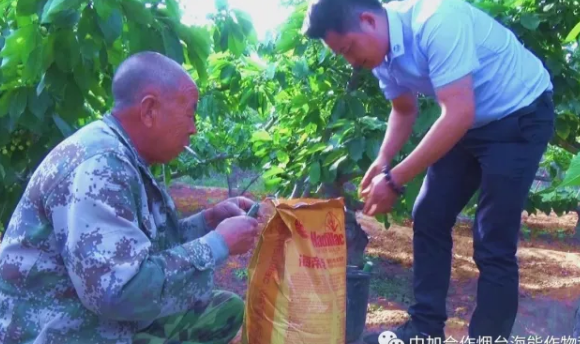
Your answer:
[345,208,369,268]
[226,173,233,197]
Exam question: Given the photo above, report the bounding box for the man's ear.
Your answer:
[359,12,377,29]
[140,95,157,128]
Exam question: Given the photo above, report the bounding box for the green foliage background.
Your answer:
[0,0,579,231]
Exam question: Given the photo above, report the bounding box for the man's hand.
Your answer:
[205,196,259,229]
[215,216,260,255]
[361,172,399,216]
[359,155,388,196]
[359,92,417,214]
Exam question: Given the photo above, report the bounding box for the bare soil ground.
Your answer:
[169,184,580,343]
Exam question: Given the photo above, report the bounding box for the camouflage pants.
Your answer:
[133,290,244,344]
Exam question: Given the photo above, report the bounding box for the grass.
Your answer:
[233,268,248,281]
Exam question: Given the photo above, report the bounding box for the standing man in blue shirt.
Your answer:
[302,0,555,342]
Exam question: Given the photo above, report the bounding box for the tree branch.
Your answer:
[239,173,263,196]
[534,176,552,182]
[167,153,233,180]
[346,67,362,92]
[552,136,580,155]
[290,177,305,199]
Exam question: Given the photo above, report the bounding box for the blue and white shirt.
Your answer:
[372,0,553,128]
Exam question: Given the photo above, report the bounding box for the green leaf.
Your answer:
[331,99,346,122]
[330,155,348,173]
[276,28,300,53]
[0,26,41,72]
[52,113,74,137]
[232,9,256,38]
[263,166,283,179]
[402,173,424,213]
[22,38,50,83]
[73,62,97,94]
[555,119,570,139]
[564,21,580,43]
[58,81,84,122]
[0,91,13,117]
[265,63,276,80]
[121,0,154,26]
[161,27,184,64]
[347,97,365,117]
[365,138,381,160]
[292,58,309,80]
[28,88,52,119]
[276,151,289,164]
[181,25,211,83]
[305,142,327,155]
[165,0,182,21]
[251,130,271,142]
[9,88,28,122]
[220,64,236,83]
[37,64,66,99]
[414,105,439,134]
[559,153,580,188]
[93,0,115,19]
[375,214,390,229]
[17,0,43,16]
[41,0,83,25]
[520,13,541,31]
[54,30,80,73]
[348,137,365,162]
[227,24,246,57]
[97,8,123,45]
[309,161,321,185]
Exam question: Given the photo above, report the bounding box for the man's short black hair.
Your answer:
[302,0,385,39]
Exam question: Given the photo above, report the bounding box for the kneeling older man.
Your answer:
[0,51,259,344]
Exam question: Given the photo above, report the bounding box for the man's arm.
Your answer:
[390,10,479,185]
[45,152,229,323]
[178,211,213,243]
[378,92,419,165]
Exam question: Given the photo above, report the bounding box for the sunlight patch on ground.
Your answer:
[522,211,578,232]
[357,213,580,295]
[365,307,409,327]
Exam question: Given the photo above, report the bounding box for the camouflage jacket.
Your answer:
[0,114,230,344]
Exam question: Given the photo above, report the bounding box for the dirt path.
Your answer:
[169,184,580,342]
[358,217,580,340]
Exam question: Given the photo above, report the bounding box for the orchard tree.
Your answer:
[0,0,265,228]
[1,0,579,233]
[243,0,580,227]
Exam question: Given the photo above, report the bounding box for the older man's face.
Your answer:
[153,78,199,163]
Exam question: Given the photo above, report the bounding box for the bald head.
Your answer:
[111,51,195,112]
[109,51,200,165]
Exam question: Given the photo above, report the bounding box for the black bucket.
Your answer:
[345,265,371,343]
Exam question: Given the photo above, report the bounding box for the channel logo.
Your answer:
[379,331,405,344]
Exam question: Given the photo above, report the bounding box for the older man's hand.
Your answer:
[205,196,259,229]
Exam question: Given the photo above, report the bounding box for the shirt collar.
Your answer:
[102,113,149,167]
[384,8,405,61]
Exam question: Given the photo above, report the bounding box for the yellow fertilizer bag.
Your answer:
[241,197,347,344]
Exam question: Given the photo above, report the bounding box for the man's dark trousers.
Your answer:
[407,91,555,340]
